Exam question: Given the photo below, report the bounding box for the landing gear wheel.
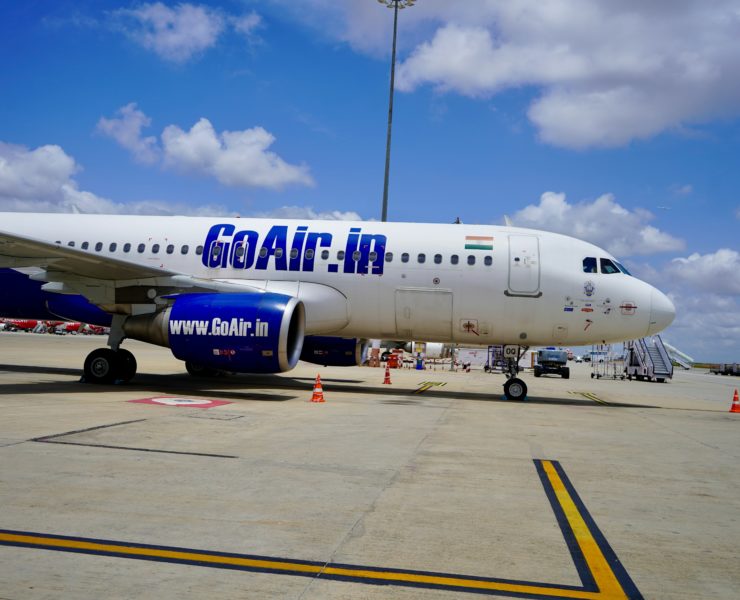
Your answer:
[504,378,527,401]
[83,348,118,384]
[185,361,221,378]
[116,349,137,383]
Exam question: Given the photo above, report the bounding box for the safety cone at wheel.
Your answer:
[383,366,392,385]
[311,374,325,403]
[730,389,740,413]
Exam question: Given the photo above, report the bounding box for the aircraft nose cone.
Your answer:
[647,289,675,335]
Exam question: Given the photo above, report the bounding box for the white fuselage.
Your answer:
[0,213,674,346]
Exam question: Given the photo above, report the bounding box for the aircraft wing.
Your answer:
[0,229,350,332]
[0,229,178,280]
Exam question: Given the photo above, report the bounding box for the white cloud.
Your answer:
[0,141,226,216]
[512,191,684,257]
[672,184,693,196]
[97,105,314,190]
[666,249,740,296]
[113,3,262,63]
[275,0,740,148]
[96,103,159,164]
[162,118,314,189]
[251,205,362,221]
[116,2,224,63]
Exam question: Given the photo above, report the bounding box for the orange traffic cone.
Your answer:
[311,374,325,403]
[383,365,392,385]
[730,389,740,413]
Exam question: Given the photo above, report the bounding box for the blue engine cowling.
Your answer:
[124,293,305,373]
[300,336,367,367]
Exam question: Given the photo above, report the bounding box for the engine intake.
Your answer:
[124,292,305,373]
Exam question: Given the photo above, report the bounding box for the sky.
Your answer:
[0,0,738,361]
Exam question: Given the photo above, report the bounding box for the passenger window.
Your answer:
[615,261,631,276]
[451,254,459,265]
[418,253,426,264]
[290,248,299,259]
[467,255,476,265]
[305,249,315,260]
[195,245,203,256]
[401,253,409,263]
[352,250,361,261]
[166,244,174,254]
[235,246,245,258]
[385,252,393,262]
[600,258,620,274]
[81,242,89,250]
[109,243,117,252]
[434,254,442,264]
[137,243,146,253]
[484,256,492,266]
[212,245,221,259]
[152,244,160,254]
[274,248,283,259]
[123,243,131,253]
[321,250,330,260]
[67,241,75,247]
[258,247,268,258]
[337,250,345,260]
[95,242,103,251]
[369,251,378,262]
[181,245,189,254]
[583,257,597,273]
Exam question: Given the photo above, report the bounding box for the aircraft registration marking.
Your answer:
[0,460,641,598]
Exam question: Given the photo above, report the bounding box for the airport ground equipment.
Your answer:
[663,340,694,370]
[533,348,570,379]
[590,344,626,380]
[711,363,740,376]
[625,335,673,382]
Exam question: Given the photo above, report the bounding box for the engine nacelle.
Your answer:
[300,336,367,367]
[124,292,305,373]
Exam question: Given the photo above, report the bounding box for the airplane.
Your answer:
[0,212,675,400]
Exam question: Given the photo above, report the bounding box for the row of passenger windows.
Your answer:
[217,244,493,266]
[582,257,631,275]
[62,240,205,256]
[62,240,493,267]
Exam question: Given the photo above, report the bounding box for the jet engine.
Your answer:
[124,292,305,373]
[300,336,368,367]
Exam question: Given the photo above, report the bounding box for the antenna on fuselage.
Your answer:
[504,215,513,227]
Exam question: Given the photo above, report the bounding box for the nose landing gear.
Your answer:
[503,345,529,401]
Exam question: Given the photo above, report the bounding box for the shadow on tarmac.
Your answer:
[0,363,659,408]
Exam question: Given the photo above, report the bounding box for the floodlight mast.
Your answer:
[379,0,417,222]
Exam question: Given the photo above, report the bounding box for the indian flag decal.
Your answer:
[464,235,494,251]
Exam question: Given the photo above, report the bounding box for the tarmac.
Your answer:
[1,331,739,599]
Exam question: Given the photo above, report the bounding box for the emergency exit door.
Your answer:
[507,235,541,296]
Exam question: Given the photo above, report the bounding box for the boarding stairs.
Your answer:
[625,335,674,382]
[662,340,695,370]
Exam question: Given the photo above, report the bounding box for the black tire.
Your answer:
[83,348,118,384]
[116,349,137,383]
[562,367,570,379]
[503,378,527,401]
[657,378,665,383]
[185,361,220,378]
[534,366,542,378]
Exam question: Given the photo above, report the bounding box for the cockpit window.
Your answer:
[600,258,620,274]
[615,262,631,276]
[583,257,597,273]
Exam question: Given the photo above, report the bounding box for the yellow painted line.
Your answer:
[0,459,640,598]
[413,382,446,394]
[541,461,628,599]
[569,391,609,406]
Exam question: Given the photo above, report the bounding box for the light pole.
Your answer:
[378,0,417,222]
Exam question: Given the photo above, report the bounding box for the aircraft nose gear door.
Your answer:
[506,235,542,297]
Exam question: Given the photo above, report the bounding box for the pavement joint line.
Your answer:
[569,392,610,406]
[0,460,642,599]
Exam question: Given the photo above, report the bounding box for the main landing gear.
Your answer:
[81,316,138,385]
[503,345,529,401]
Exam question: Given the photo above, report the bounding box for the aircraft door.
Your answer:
[507,235,541,297]
[395,290,453,340]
